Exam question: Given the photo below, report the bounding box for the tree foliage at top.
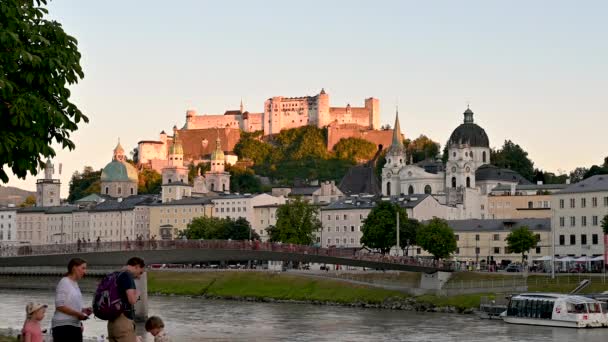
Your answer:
[267,197,321,245]
[505,226,539,264]
[19,194,36,207]
[360,201,408,254]
[491,140,535,181]
[138,168,161,194]
[180,216,259,240]
[227,164,262,194]
[532,169,568,185]
[417,218,457,260]
[332,137,377,162]
[0,0,88,182]
[68,166,101,202]
[188,162,209,183]
[404,135,441,163]
[601,214,608,235]
[235,126,354,184]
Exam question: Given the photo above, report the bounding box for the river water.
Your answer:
[1,289,607,341]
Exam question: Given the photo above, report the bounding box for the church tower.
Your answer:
[36,159,60,207]
[161,130,191,202]
[205,136,231,192]
[381,109,406,196]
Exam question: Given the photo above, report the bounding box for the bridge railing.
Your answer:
[0,240,454,271]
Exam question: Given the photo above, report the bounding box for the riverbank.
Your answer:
[147,271,479,313]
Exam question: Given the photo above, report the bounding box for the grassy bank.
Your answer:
[148,271,409,304]
[0,336,17,342]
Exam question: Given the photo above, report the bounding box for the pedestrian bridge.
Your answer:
[0,240,453,273]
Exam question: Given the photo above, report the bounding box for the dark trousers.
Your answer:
[52,325,83,342]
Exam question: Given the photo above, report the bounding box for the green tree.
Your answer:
[234,134,272,165]
[0,0,88,182]
[569,167,589,183]
[602,214,608,235]
[138,169,161,194]
[332,137,377,162]
[267,197,321,245]
[584,165,608,180]
[405,135,440,163]
[180,216,258,240]
[227,164,262,193]
[360,201,407,254]
[67,166,101,202]
[505,226,539,264]
[400,218,421,256]
[19,195,36,207]
[491,140,535,181]
[417,218,457,260]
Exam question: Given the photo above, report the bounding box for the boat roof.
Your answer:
[513,293,600,304]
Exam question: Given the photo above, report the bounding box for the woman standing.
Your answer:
[51,257,93,342]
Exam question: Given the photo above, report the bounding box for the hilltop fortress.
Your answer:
[138,89,394,172]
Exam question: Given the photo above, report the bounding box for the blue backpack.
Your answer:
[93,271,124,320]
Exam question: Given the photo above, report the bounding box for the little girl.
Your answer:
[22,302,47,342]
[145,316,170,342]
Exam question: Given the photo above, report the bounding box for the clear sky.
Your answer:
[6,0,608,196]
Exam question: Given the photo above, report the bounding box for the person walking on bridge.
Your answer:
[107,257,146,342]
[51,257,92,342]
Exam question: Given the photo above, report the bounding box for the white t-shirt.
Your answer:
[51,276,83,328]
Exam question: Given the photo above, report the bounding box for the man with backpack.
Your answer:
[93,257,145,342]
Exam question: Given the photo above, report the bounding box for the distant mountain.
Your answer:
[0,186,35,207]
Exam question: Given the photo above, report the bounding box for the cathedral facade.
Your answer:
[382,107,528,219]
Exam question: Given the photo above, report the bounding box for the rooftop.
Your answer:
[442,218,550,232]
[556,175,608,194]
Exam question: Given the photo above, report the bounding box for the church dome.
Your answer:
[210,137,224,161]
[169,132,184,155]
[448,108,490,148]
[101,160,138,183]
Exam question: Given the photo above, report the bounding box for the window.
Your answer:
[581,235,587,245]
[351,226,355,232]
[455,235,459,241]
[475,247,480,254]
[408,185,414,195]
[559,217,565,227]
[570,198,575,208]
[559,199,564,209]
[581,198,586,208]
[343,226,347,232]
[570,235,576,245]
[493,234,500,241]
[559,235,565,245]
[386,182,391,196]
[604,197,608,207]
[344,214,348,220]
[327,215,331,220]
[336,215,339,220]
[535,247,541,254]
[592,197,598,207]
[475,234,480,241]
[335,227,339,232]
[593,216,598,226]
[494,247,500,254]
[466,177,471,188]
[424,185,432,194]
[416,248,421,254]
[359,214,363,220]
[456,248,460,254]
[528,201,533,209]
[570,216,575,227]
[582,216,587,227]
[593,234,599,245]
[451,177,456,188]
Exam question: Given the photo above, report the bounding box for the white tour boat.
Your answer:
[501,293,608,328]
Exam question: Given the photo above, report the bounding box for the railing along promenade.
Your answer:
[0,240,454,271]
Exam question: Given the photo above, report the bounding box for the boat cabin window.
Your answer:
[508,298,554,319]
[567,303,588,314]
[588,303,602,313]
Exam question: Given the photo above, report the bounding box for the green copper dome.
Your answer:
[169,132,184,155]
[100,160,138,183]
[210,137,224,161]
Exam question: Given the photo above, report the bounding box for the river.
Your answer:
[1,289,607,341]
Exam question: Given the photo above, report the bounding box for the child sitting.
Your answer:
[22,302,47,342]
[145,316,170,342]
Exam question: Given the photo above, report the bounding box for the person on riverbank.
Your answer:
[52,257,92,342]
[107,257,145,342]
[145,316,170,342]
[21,302,47,342]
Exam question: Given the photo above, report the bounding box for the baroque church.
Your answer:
[382,107,530,219]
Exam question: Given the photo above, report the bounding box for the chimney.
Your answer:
[510,183,516,196]
[566,178,571,184]
[537,181,543,185]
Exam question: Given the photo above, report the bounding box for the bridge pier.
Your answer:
[134,272,148,322]
[419,271,451,291]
